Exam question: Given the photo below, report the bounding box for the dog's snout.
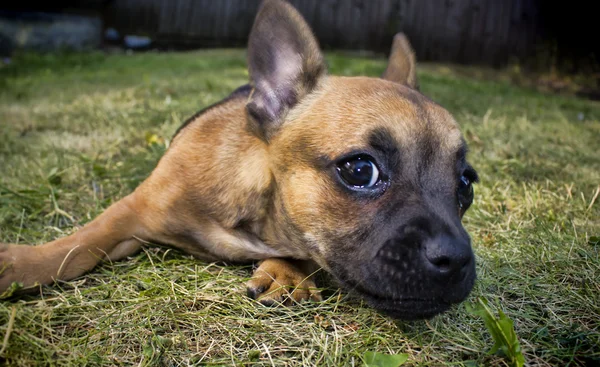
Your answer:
[423,234,472,277]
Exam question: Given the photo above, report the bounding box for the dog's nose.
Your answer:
[423,234,472,277]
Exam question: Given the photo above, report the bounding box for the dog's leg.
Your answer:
[246,258,322,305]
[0,194,145,291]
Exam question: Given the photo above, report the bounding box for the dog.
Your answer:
[0,0,478,320]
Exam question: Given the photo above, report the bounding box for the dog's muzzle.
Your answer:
[330,218,476,320]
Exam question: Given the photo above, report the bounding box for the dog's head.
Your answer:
[247,0,478,320]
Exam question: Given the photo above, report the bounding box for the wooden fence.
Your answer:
[104,0,542,66]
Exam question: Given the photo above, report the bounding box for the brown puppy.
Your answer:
[0,0,478,320]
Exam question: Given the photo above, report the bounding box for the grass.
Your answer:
[0,49,599,366]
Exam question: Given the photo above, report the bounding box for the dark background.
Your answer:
[1,0,598,74]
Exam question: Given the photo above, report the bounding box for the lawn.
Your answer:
[0,49,598,366]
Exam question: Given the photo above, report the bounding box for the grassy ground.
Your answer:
[0,49,598,366]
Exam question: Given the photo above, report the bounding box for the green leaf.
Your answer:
[141,335,171,364]
[48,174,62,186]
[47,167,58,177]
[363,351,408,367]
[467,297,525,367]
[248,350,261,362]
[142,342,154,361]
[47,167,62,186]
[0,281,23,299]
[588,236,600,247]
[92,163,107,178]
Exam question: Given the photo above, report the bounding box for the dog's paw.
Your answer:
[0,243,19,294]
[0,243,39,296]
[246,258,322,306]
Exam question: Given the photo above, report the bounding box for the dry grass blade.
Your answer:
[0,306,17,355]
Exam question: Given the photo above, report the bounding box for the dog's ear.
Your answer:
[382,33,419,90]
[246,0,326,141]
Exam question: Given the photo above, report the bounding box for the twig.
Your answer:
[0,306,17,355]
[587,185,599,211]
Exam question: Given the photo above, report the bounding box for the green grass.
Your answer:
[0,49,599,366]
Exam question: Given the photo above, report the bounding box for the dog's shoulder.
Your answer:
[172,84,252,138]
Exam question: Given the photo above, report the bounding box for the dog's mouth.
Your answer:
[322,228,476,320]
[337,276,454,320]
[359,291,453,320]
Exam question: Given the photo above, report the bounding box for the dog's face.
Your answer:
[269,77,477,319]
[247,0,477,319]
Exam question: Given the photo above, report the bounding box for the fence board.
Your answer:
[104,0,543,66]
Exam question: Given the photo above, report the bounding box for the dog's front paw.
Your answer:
[246,258,322,306]
[0,243,41,296]
[0,243,21,295]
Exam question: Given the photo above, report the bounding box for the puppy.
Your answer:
[0,0,478,320]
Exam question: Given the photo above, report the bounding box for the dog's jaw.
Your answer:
[323,235,476,320]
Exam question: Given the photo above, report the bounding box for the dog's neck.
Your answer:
[165,90,315,260]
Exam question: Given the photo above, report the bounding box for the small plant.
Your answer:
[363,351,408,367]
[467,297,525,367]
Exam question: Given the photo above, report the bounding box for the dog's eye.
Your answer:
[457,174,474,210]
[336,155,380,188]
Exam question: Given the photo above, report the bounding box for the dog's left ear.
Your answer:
[382,33,419,90]
[246,0,326,141]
